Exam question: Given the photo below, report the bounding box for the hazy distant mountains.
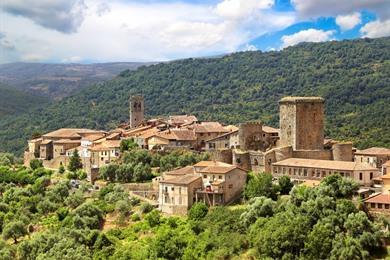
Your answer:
[0,62,154,100]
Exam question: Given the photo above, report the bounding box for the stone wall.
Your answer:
[209,149,233,164]
[232,150,250,171]
[292,150,332,160]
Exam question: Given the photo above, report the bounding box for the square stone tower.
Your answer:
[129,95,144,128]
[279,97,324,151]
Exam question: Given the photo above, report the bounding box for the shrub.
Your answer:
[140,202,154,214]
[188,203,208,221]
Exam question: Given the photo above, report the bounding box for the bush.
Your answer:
[140,202,154,214]
[131,213,140,222]
[145,210,160,227]
[30,159,43,170]
[188,203,208,221]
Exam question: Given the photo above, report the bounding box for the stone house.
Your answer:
[90,140,121,169]
[148,129,197,150]
[159,174,203,215]
[157,161,247,214]
[191,122,229,150]
[272,158,379,186]
[354,147,390,169]
[364,193,390,215]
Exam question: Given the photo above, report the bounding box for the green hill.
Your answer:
[0,37,389,155]
[0,84,49,117]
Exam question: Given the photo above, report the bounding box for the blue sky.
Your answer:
[0,0,389,63]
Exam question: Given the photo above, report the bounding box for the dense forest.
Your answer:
[0,37,389,155]
[0,84,49,118]
[0,151,388,259]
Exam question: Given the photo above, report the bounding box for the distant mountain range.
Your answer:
[0,37,389,156]
[0,62,154,100]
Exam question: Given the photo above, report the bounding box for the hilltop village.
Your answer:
[24,95,390,215]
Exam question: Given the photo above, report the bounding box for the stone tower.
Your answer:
[129,95,144,128]
[238,121,265,151]
[279,97,324,151]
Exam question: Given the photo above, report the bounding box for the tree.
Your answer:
[240,196,276,227]
[120,139,138,152]
[58,164,65,174]
[2,221,27,244]
[188,203,208,221]
[244,173,279,200]
[30,159,43,170]
[278,175,293,195]
[68,149,82,172]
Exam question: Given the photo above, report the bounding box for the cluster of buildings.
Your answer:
[24,95,390,215]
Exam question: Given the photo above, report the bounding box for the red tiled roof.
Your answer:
[273,158,378,171]
[194,161,233,167]
[165,166,195,176]
[43,128,103,138]
[355,147,390,156]
[193,122,229,133]
[160,174,201,185]
[200,165,237,174]
[364,193,390,204]
[168,115,198,125]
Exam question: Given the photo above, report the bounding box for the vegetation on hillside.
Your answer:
[1,37,389,155]
[0,84,49,118]
[0,153,387,259]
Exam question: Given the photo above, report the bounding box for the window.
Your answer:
[371,203,375,208]
[179,187,181,194]
[254,159,259,166]
[203,175,207,178]
[171,197,175,205]
[304,169,308,177]
[236,158,241,164]
[165,187,168,193]
[274,168,278,174]
[385,204,389,209]
[370,172,373,180]
[219,175,222,179]
[164,196,169,203]
[228,184,233,189]
[359,172,363,180]
[171,187,174,191]
[378,203,383,209]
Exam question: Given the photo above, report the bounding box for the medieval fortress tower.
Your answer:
[129,95,145,128]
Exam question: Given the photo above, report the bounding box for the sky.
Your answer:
[0,0,389,64]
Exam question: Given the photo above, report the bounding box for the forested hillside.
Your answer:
[0,37,389,155]
[0,84,49,117]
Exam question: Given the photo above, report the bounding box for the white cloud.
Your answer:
[281,28,335,48]
[0,0,296,63]
[360,19,390,38]
[291,0,390,20]
[336,12,361,31]
[216,0,273,20]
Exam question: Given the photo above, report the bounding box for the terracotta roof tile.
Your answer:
[272,158,378,171]
[355,147,390,156]
[160,174,201,185]
[193,122,229,133]
[165,166,195,176]
[193,161,233,167]
[43,128,103,138]
[199,165,237,174]
[364,193,390,204]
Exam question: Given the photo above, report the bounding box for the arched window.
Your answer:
[254,159,258,165]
